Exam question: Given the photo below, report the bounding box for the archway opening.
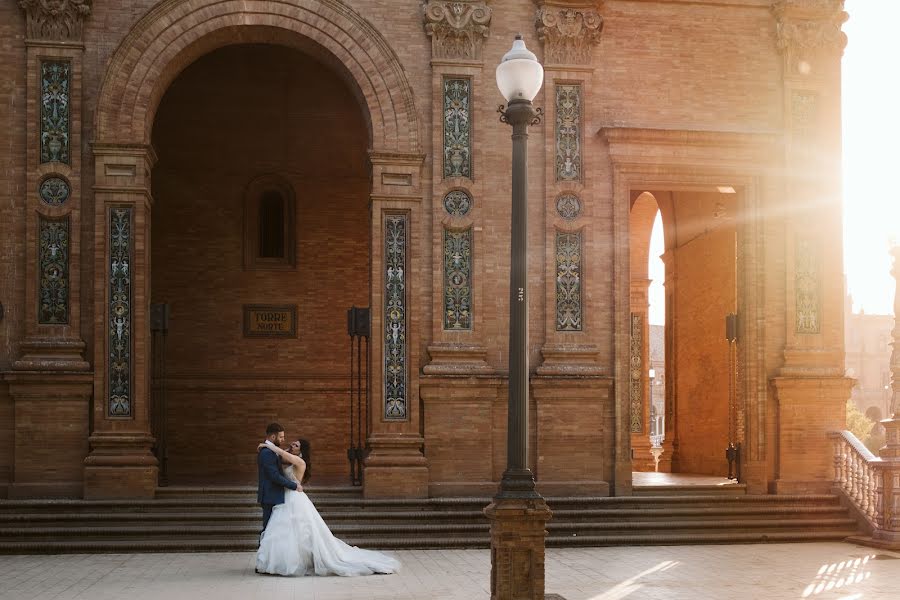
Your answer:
[630,188,741,481]
[149,43,370,485]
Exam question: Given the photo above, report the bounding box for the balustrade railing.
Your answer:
[829,430,884,531]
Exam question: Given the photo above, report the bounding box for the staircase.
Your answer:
[0,484,861,554]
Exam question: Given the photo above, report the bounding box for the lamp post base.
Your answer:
[484,495,552,600]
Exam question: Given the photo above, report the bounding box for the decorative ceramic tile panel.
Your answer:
[39,176,70,206]
[38,217,69,324]
[556,84,581,182]
[443,78,471,179]
[384,213,409,420]
[796,236,821,334]
[40,60,70,164]
[556,230,582,331]
[109,207,133,417]
[556,193,581,220]
[630,312,643,433]
[443,227,472,330]
[443,189,472,217]
[791,90,819,139]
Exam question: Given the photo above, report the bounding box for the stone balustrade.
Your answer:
[830,430,900,546]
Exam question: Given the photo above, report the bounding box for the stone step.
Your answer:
[544,529,859,547]
[155,486,362,497]
[0,505,851,526]
[551,517,858,532]
[0,529,857,555]
[549,505,849,519]
[0,494,843,513]
[0,517,858,540]
[0,492,859,553]
[632,484,747,496]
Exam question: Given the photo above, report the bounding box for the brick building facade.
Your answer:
[0,0,851,499]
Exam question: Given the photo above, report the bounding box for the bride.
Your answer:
[255,438,400,577]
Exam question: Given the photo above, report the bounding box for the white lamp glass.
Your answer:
[496,36,544,102]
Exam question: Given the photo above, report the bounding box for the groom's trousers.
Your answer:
[261,504,274,531]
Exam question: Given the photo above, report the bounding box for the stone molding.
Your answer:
[424,343,494,374]
[536,344,604,376]
[535,1,603,66]
[773,0,847,75]
[601,127,780,170]
[18,0,91,42]
[423,0,493,61]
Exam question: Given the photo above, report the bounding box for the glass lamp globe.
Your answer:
[496,35,544,102]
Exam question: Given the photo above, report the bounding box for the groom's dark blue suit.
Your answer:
[257,446,298,530]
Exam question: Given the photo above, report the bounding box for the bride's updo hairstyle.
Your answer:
[298,438,311,484]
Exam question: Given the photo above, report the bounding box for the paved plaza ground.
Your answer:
[0,542,897,600]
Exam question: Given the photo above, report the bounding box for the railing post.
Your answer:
[838,442,846,488]
[832,436,840,483]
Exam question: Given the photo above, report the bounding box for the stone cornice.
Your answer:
[423,0,493,61]
[600,127,781,170]
[535,1,604,66]
[601,127,780,149]
[18,0,92,42]
[773,0,847,68]
[368,151,427,168]
[92,143,158,166]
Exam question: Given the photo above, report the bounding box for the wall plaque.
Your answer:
[243,304,297,337]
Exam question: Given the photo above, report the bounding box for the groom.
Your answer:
[257,422,299,530]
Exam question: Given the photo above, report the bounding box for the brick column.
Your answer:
[532,1,613,500]
[4,0,93,498]
[364,151,429,498]
[771,0,853,493]
[422,0,493,376]
[83,145,158,499]
[629,279,653,471]
[660,250,677,472]
[535,6,603,378]
[419,1,500,496]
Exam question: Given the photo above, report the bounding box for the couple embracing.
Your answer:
[255,422,400,576]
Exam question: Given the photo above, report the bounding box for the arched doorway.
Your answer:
[85,0,426,499]
[149,43,369,484]
[630,189,741,479]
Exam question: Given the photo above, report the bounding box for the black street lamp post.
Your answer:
[484,35,553,600]
[496,43,542,499]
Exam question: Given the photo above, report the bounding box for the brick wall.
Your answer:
[672,191,737,475]
[0,0,27,496]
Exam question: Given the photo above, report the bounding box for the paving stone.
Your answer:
[0,542,898,600]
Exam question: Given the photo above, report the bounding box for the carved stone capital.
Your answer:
[19,0,92,42]
[535,2,604,66]
[773,0,847,76]
[423,0,493,61]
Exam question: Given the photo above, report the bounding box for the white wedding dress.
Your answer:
[256,465,400,576]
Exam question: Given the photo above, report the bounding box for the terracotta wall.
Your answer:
[672,192,737,476]
[0,2,26,497]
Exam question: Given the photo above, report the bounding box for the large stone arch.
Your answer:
[94,0,420,153]
[85,0,427,499]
